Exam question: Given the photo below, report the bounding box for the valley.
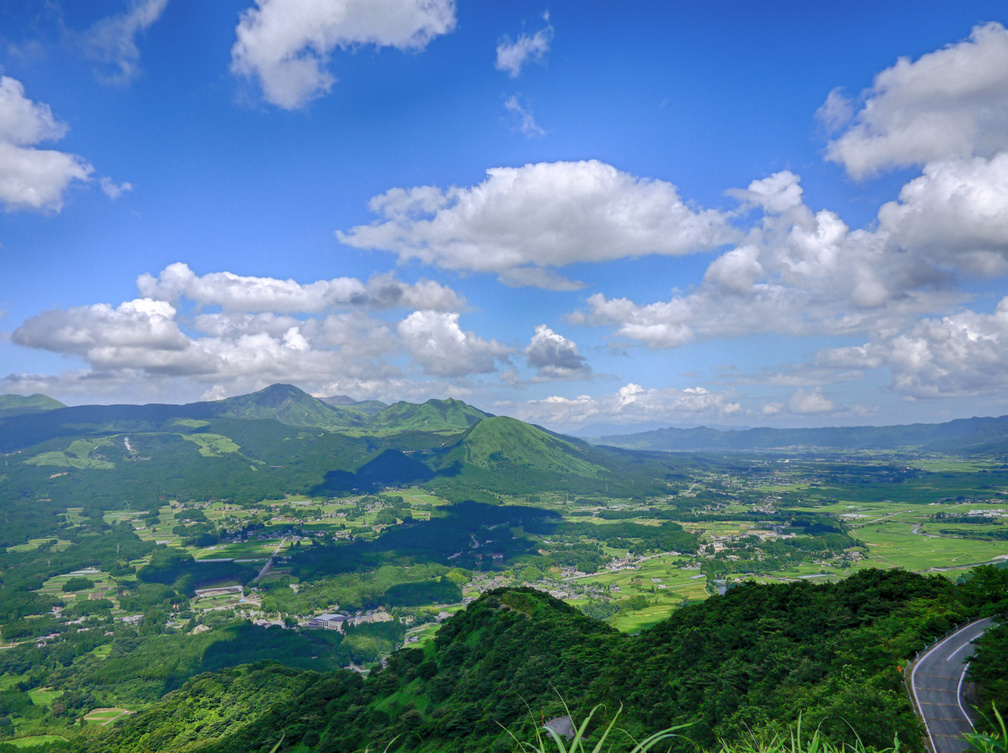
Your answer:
[0,386,1006,751]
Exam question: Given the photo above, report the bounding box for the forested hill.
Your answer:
[594,414,1008,454]
[0,393,65,418]
[0,385,493,453]
[80,567,1008,753]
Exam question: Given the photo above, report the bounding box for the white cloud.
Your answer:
[878,154,1008,276]
[0,77,93,212]
[815,87,853,134]
[338,160,737,289]
[11,299,198,372]
[825,22,1008,178]
[786,387,837,414]
[496,13,553,78]
[832,299,1008,399]
[525,325,590,379]
[504,383,742,431]
[397,310,511,377]
[231,0,456,109]
[725,170,803,213]
[137,262,465,312]
[504,95,545,138]
[572,170,972,349]
[78,0,169,84]
[99,176,133,199]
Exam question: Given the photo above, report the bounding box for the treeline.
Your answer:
[80,567,1008,753]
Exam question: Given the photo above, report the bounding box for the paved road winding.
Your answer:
[910,617,992,753]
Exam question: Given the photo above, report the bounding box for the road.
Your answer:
[910,617,993,753]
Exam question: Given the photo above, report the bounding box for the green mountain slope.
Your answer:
[85,569,983,753]
[210,383,365,430]
[0,388,481,453]
[370,397,491,434]
[0,393,65,417]
[596,414,1008,454]
[451,415,607,477]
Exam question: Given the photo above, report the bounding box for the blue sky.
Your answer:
[3,1,1008,434]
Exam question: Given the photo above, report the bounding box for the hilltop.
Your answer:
[81,568,1008,753]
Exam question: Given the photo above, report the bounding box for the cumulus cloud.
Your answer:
[78,0,169,84]
[815,299,1008,400]
[338,160,737,289]
[503,383,742,431]
[495,12,553,77]
[11,297,405,392]
[12,299,198,372]
[397,310,511,377]
[0,77,93,212]
[825,22,1008,178]
[9,265,503,402]
[878,154,1008,276]
[504,95,544,138]
[525,325,590,379]
[786,387,837,414]
[571,169,974,350]
[725,170,803,213]
[231,0,456,109]
[137,262,465,312]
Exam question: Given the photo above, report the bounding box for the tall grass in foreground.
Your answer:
[965,706,1008,753]
[501,703,689,753]
[505,705,893,753]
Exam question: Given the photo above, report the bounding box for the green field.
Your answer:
[193,539,282,560]
[5,735,70,748]
[83,708,134,726]
[856,524,1007,571]
[27,688,63,707]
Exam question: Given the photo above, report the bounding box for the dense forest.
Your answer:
[78,567,1008,753]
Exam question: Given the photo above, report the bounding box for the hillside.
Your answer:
[595,415,1008,454]
[450,415,608,477]
[80,569,1004,753]
[0,393,65,417]
[369,397,490,434]
[0,386,493,453]
[210,383,363,430]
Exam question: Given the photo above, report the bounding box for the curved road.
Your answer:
[910,617,992,753]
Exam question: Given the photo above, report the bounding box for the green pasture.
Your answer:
[193,539,280,560]
[91,644,113,659]
[403,621,442,649]
[37,570,114,599]
[0,673,29,690]
[181,433,241,457]
[913,457,998,472]
[920,521,1007,536]
[5,735,70,748]
[83,708,134,726]
[6,538,72,554]
[27,688,63,707]
[857,523,1008,571]
[62,508,86,526]
[102,510,142,525]
[24,437,115,469]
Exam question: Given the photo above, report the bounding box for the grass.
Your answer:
[83,707,134,726]
[966,706,1008,753]
[4,735,70,748]
[856,524,1008,571]
[505,702,688,753]
[181,433,240,457]
[27,688,63,706]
